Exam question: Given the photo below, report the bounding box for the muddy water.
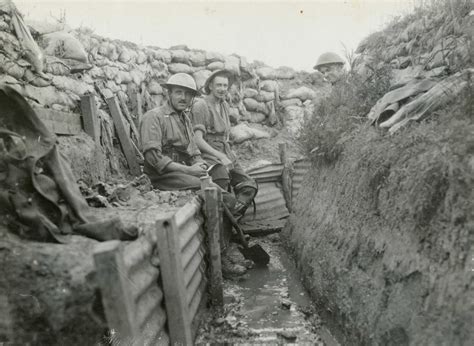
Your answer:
[197,236,339,345]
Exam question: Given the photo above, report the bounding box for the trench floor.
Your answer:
[196,234,339,345]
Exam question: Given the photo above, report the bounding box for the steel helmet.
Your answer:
[203,69,235,94]
[313,52,345,70]
[162,73,198,93]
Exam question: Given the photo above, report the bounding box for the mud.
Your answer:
[196,235,338,345]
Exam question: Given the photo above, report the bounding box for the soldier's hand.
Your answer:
[187,163,207,177]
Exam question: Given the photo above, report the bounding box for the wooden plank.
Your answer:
[279,143,292,212]
[127,84,142,129]
[106,96,141,176]
[93,241,136,341]
[80,94,100,143]
[204,187,224,307]
[33,107,82,135]
[155,216,193,346]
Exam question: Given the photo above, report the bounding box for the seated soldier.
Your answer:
[140,73,251,277]
[191,69,258,221]
[139,73,208,190]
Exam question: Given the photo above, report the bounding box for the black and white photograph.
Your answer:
[0,0,472,344]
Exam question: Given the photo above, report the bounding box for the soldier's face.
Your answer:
[169,86,194,111]
[319,64,344,84]
[209,76,229,100]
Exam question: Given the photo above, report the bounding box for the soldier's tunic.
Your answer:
[140,102,204,190]
[191,95,253,188]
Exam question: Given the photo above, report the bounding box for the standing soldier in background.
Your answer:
[191,70,258,221]
[313,52,346,84]
[139,73,208,190]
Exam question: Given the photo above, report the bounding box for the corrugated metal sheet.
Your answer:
[241,182,289,222]
[122,234,169,345]
[174,198,208,331]
[291,159,311,202]
[247,163,284,183]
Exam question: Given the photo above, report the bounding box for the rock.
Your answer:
[282,86,317,101]
[280,299,292,309]
[168,63,193,74]
[230,123,270,143]
[207,61,225,71]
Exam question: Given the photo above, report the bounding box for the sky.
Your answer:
[15,0,416,71]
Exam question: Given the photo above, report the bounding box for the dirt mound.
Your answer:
[283,106,474,344]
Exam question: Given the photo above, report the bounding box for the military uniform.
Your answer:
[191,95,257,218]
[140,101,205,190]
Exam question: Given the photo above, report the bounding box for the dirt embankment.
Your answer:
[283,3,473,344]
[283,116,473,345]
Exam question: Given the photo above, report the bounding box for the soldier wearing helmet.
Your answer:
[139,73,208,190]
[191,69,258,221]
[313,52,346,84]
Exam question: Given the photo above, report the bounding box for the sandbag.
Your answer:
[282,86,317,101]
[206,51,225,63]
[51,75,93,95]
[168,63,193,74]
[255,90,275,102]
[42,31,88,63]
[148,80,163,95]
[243,98,267,114]
[247,112,266,123]
[189,51,206,67]
[280,98,302,107]
[260,80,279,92]
[153,49,172,63]
[193,69,212,91]
[230,123,270,144]
[171,49,189,64]
[136,50,147,65]
[207,61,225,71]
[243,88,258,98]
[224,55,241,76]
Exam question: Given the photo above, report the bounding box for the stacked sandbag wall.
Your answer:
[0,9,324,138]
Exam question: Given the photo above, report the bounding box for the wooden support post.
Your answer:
[127,84,143,129]
[80,95,100,143]
[93,241,136,341]
[279,143,292,212]
[106,96,141,176]
[155,217,193,346]
[204,187,224,307]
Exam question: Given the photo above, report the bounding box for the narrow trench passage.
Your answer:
[196,234,339,345]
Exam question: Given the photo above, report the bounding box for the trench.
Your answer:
[195,235,339,345]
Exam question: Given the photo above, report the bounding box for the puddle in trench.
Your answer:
[197,235,339,345]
